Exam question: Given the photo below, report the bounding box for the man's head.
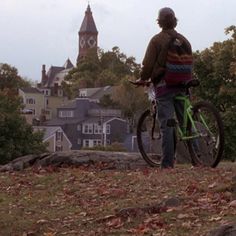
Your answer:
[157,7,177,30]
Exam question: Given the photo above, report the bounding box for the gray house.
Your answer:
[45,98,129,150]
[78,85,117,102]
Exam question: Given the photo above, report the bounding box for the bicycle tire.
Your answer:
[137,109,161,167]
[187,101,224,168]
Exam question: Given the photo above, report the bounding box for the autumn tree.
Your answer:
[0,63,30,94]
[193,26,236,160]
[0,63,46,164]
[63,47,141,99]
[0,90,46,164]
[99,94,119,108]
[112,76,148,129]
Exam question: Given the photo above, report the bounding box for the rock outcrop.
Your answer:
[208,224,236,236]
[0,151,148,172]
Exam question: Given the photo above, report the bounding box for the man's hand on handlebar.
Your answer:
[129,78,151,87]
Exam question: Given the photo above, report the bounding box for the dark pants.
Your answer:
[157,92,184,168]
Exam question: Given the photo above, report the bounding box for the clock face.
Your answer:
[87,36,96,48]
[80,37,86,48]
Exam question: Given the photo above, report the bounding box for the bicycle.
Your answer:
[130,79,224,168]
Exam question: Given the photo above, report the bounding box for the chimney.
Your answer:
[41,64,47,85]
[54,83,59,96]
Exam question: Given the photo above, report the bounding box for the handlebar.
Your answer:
[129,78,200,89]
[128,79,152,87]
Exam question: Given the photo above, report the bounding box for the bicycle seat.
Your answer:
[183,79,200,89]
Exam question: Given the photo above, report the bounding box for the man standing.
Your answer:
[139,7,193,169]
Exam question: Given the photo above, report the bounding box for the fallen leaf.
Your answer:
[209,216,222,222]
[229,200,236,207]
[182,221,192,229]
[106,217,123,228]
[79,212,87,216]
[177,213,189,219]
[37,219,48,224]
[43,232,56,236]
[208,182,217,188]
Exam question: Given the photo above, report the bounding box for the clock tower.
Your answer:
[77,4,98,63]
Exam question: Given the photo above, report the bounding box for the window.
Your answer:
[83,124,93,134]
[44,110,50,115]
[59,110,74,118]
[84,125,88,134]
[26,98,35,104]
[56,145,63,151]
[93,139,102,146]
[56,131,63,141]
[43,89,51,96]
[80,91,87,97]
[58,89,63,97]
[83,140,89,147]
[83,139,101,148]
[77,124,81,131]
[77,139,81,145]
[106,124,111,134]
[94,124,102,134]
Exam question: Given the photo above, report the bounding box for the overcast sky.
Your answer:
[0,0,235,82]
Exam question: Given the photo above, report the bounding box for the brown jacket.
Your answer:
[140,29,192,82]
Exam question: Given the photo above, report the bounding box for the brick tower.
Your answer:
[77,4,98,64]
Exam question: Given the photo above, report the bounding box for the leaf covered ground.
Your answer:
[0,162,235,236]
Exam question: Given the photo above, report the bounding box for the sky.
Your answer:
[0,0,235,82]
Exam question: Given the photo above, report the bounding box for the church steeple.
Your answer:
[77,4,98,63]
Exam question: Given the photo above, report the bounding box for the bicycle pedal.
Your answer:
[167,119,177,127]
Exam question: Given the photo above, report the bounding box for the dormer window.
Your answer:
[80,91,87,97]
[26,98,35,104]
[59,110,74,118]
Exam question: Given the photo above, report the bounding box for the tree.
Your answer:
[112,76,148,129]
[64,48,101,97]
[0,91,46,164]
[0,63,30,94]
[99,94,119,108]
[0,63,46,164]
[63,47,141,98]
[193,26,236,160]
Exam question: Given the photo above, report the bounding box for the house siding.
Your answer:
[45,96,69,120]
[106,119,128,144]
[46,136,55,152]
[33,126,72,152]
[62,123,80,150]
[19,89,45,124]
[45,98,129,150]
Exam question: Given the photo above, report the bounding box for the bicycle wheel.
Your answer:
[137,109,162,167]
[187,101,224,168]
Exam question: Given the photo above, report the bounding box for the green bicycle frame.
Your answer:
[174,95,201,141]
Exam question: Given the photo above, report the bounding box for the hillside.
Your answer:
[0,161,235,236]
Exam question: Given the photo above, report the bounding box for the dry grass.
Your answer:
[0,162,235,236]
